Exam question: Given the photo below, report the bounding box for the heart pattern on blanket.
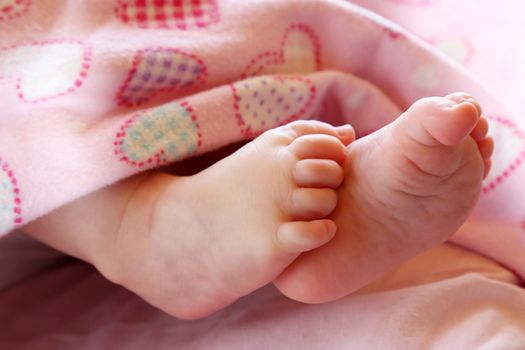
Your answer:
[114,0,219,30]
[241,23,321,79]
[0,158,22,234]
[482,116,525,194]
[232,76,316,136]
[114,100,201,167]
[0,40,91,103]
[116,48,207,108]
[0,0,31,21]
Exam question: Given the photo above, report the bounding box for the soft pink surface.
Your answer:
[1,243,524,349]
[0,0,523,280]
[0,0,524,347]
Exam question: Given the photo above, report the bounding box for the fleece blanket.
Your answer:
[1,0,525,348]
[1,243,524,349]
[0,0,524,282]
[0,0,525,276]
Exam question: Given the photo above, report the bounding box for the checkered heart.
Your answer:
[114,100,202,167]
[114,0,219,29]
[115,47,207,107]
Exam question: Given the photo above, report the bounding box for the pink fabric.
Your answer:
[0,0,525,347]
[0,0,524,279]
[1,243,524,349]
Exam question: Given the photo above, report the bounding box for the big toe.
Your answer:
[400,94,481,147]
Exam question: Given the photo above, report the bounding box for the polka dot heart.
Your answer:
[114,0,219,30]
[232,76,316,137]
[0,0,31,21]
[0,158,22,234]
[483,116,525,194]
[116,48,207,108]
[114,100,201,167]
[0,40,91,103]
[241,23,321,79]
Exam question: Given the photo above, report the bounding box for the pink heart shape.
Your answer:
[0,0,31,21]
[241,23,321,79]
[114,0,219,30]
[115,47,207,108]
[114,100,202,167]
[0,158,22,234]
[482,116,525,194]
[0,39,91,103]
[232,76,316,137]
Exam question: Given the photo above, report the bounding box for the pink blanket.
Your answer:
[0,0,524,347]
[0,0,524,279]
[1,243,524,348]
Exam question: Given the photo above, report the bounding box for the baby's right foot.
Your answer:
[274,93,493,303]
[101,120,354,319]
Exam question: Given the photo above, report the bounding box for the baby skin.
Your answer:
[25,120,355,319]
[106,121,355,319]
[24,93,492,320]
[274,92,493,302]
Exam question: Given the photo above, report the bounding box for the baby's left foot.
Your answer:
[274,93,493,303]
[103,120,354,319]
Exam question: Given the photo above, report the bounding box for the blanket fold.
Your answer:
[0,0,523,280]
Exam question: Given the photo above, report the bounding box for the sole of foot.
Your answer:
[274,93,493,303]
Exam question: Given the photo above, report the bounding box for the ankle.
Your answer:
[94,172,170,284]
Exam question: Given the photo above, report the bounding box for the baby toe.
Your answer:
[398,95,480,147]
[470,116,489,142]
[478,136,494,160]
[294,159,344,189]
[287,188,337,220]
[281,120,355,145]
[445,92,482,115]
[288,134,347,164]
[483,159,492,179]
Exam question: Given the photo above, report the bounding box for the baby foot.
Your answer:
[105,120,355,319]
[274,93,493,303]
